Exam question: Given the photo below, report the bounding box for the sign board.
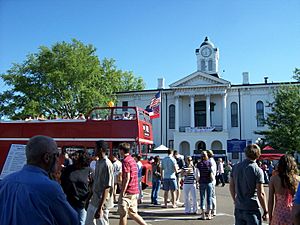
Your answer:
[0,144,26,179]
[227,139,247,153]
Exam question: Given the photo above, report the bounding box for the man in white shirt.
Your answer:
[207,150,217,217]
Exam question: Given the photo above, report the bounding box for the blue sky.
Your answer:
[0,0,299,91]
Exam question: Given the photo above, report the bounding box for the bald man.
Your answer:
[0,135,79,225]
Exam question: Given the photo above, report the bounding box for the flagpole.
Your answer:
[160,90,163,145]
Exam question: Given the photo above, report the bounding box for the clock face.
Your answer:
[201,47,212,57]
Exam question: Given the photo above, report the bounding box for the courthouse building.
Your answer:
[116,37,296,161]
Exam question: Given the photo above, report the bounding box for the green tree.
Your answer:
[0,39,144,119]
[258,86,300,154]
[293,68,300,81]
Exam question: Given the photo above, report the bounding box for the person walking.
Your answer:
[85,141,114,225]
[207,150,217,217]
[174,150,184,204]
[216,158,225,187]
[151,156,161,205]
[112,153,122,203]
[0,135,78,225]
[195,151,214,220]
[161,148,178,208]
[61,151,93,225]
[268,155,299,225]
[182,156,197,214]
[229,144,268,225]
[118,142,148,225]
[134,155,144,204]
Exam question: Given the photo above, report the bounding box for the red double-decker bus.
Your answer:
[0,106,153,186]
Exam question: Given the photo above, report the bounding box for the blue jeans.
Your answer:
[73,207,87,225]
[199,182,213,210]
[234,208,262,225]
[151,178,161,204]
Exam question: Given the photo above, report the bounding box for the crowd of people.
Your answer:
[2,136,300,225]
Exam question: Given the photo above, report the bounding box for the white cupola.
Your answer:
[195,37,219,77]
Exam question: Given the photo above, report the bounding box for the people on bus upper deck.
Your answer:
[61,151,93,225]
[0,135,79,225]
[122,112,131,120]
[85,140,114,225]
[37,114,47,121]
[77,113,86,120]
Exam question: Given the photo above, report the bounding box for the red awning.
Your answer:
[259,145,285,160]
[259,153,284,160]
[263,145,275,151]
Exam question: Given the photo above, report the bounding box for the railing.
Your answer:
[179,125,223,133]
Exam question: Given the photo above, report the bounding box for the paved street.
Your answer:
[108,184,269,225]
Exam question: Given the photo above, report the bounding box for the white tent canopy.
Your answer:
[153,144,168,151]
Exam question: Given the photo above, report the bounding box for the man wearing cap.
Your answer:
[207,150,217,217]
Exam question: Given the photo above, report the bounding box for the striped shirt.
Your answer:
[182,166,196,184]
[122,155,139,195]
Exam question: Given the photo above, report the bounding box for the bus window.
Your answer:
[112,108,136,120]
[63,146,85,155]
[86,148,95,157]
[89,108,111,121]
[138,110,150,123]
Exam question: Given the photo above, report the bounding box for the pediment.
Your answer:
[170,71,230,88]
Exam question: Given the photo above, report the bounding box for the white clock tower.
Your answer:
[195,37,219,77]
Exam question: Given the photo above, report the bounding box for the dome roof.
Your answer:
[200,36,215,48]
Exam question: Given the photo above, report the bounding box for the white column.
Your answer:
[206,95,211,127]
[175,96,179,131]
[190,95,195,127]
[222,93,227,131]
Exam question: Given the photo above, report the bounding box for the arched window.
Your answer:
[196,141,206,150]
[256,101,264,127]
[201,60,206,71]
[231,102,238,127]
[169,104,175,129]
[208,59,213,71]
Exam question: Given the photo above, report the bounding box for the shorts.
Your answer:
[234,208,262,225]
[118,193,138,218]
[162,178,178,191]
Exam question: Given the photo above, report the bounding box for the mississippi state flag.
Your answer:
[146,91,161,119]
[149,105,160,119]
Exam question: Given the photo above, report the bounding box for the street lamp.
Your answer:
[255,137,264,149]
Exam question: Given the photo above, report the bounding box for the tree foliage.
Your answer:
[258,84,300,153]
[0,39,145,119]
[293,68,300,81]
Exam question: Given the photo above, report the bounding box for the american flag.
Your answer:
[150,91,161,108]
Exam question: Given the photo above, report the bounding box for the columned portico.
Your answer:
[222,93,227,131]
[206,94,211,127]
[175,96,179,131]
[190,95,195,127]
